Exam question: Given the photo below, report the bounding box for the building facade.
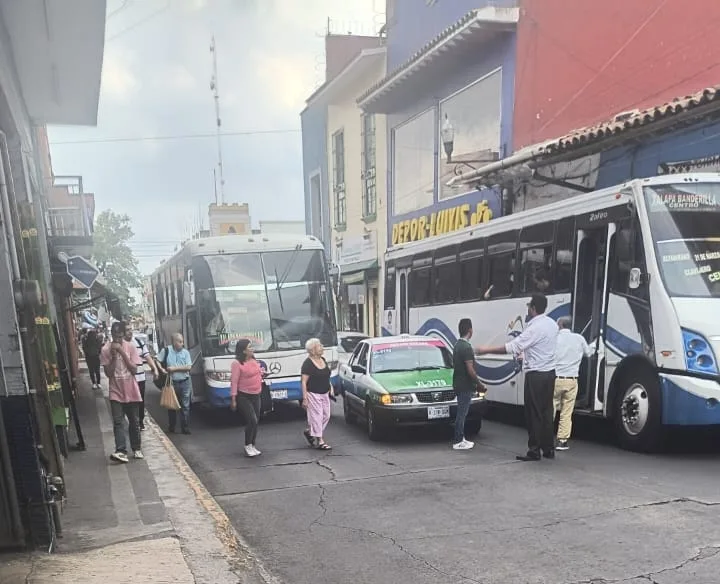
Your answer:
[358,2,518,328]
[324,48,387,336]
[208,202,251,236]
[0,0,106,550]
[302,34,385,256]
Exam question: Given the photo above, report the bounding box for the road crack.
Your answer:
[567,544,720,583]
[401,497,720,541]
[315,458,338,481]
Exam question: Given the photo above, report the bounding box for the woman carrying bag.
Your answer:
[230,339,266,457]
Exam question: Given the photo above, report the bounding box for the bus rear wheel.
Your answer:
[612,370,663,452]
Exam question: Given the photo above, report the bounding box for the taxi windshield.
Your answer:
[371,341,452,374]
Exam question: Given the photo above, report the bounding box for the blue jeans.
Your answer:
[110,400,140,453]
[168,377,192,430]
[453,390,473,444]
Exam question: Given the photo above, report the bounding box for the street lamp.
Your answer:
[441,114,455,163]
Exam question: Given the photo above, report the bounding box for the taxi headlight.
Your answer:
[379,394,413,405]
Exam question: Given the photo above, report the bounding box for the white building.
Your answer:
[318,47,387,336]
[208,202,251,236]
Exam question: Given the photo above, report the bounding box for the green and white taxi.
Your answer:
[339,335,486,440]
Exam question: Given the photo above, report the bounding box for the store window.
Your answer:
[439,69,502,201]
[361,114,377,220]
[393,109,435,215]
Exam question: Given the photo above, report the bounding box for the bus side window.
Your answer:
[486,231,518,299]
[458,239,485,301]
[519,223,554,294]
[384,266,396,309]
[433,247,458,305]
[554,217,575,292]
[410,255,432,307]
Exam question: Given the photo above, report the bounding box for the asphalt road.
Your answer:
[144,386,720,584]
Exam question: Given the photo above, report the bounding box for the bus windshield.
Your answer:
[192,249,336,355]
[644,183,720,298]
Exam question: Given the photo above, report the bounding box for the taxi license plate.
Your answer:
[270,390,288,400]
[427,405,450,419]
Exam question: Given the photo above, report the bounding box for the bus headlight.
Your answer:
[682,330,718,375]
[206,371,231,382]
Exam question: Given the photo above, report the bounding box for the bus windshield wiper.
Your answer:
[276,245,301,291]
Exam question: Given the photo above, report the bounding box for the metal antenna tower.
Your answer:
[210,36,225,204]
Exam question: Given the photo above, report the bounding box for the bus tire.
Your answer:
[612,369,664,452]
[343,395,357,425]
[365,403,384,441]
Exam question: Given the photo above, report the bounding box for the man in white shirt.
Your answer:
[476,294,558,461]
[553,316,594,451]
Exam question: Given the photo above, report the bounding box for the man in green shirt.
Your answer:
[452,318,485,450]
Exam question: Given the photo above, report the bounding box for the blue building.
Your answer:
[300,100,330,255]
[358,1,519,253]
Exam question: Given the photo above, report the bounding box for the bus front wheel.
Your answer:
[612,370,664,452]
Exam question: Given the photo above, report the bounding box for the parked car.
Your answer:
[338,335,486,440]
[333,332,369,394]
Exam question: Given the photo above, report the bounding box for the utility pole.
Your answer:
[209,36,225,204]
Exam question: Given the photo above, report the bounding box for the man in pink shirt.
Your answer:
[100,321,142,463]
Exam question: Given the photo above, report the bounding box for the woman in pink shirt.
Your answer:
[230,339,264,457]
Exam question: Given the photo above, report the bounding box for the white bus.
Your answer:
[382,174,720,451]
[151,234,338,408]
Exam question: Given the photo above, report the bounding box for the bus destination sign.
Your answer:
[649,190,720,211]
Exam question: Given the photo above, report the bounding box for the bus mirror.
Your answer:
[628,267,642,290]
[183,281,196,307]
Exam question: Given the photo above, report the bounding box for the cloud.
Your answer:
[48,0,381,275]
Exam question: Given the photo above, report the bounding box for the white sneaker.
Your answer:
[110,451,129,463]
[452,440,474,450]
[245,445,258,457]
[133,450,144,460]
[462,439,475,448]
[250,445,261,456]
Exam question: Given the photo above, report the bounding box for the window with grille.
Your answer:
[361,114,377,220]
[332,130,346,228]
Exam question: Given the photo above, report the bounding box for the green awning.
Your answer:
[339,259,379,284]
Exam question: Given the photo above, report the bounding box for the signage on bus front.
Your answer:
[391,200,493,246]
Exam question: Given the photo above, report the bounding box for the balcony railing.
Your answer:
[46,207,92,238]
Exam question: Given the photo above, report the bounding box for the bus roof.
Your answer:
[386,173,720,262]
[152,233,324,277]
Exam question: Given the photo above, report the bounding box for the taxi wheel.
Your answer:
[365,404,384,441]
[343,394,357,424]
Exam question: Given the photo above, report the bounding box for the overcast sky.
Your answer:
[47,0,383,275]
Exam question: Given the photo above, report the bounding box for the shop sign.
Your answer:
[391,200,493,246]
[338,235,377,266]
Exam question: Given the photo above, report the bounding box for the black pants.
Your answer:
[236,392,261,446]
[138,380,146,426]
[87,355,101,385]
[524,370,556,456]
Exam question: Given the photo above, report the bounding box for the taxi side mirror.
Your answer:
[351,365,366,375]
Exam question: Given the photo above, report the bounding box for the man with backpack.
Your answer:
[124,323,158,431]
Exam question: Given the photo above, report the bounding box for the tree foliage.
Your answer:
[92,210,142,316]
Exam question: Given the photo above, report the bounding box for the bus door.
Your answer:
[396,267,410,334]
[573,214,616,411]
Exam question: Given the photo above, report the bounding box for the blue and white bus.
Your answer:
[383,174,720,451]
[152,234,338,408]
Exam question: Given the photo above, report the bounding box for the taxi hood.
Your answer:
[372,369,453,393]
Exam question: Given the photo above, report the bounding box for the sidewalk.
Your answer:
[1,369,277,584]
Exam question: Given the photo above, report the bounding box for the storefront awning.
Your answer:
[357,7,518,114]
[335,259,379,284]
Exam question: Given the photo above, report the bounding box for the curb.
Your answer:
[145,413,280,584]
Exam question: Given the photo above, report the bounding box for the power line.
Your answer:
[106,3,170,42]
[49,129,300,145]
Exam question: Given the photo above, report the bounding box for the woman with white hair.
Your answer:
[301,338,333,450]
